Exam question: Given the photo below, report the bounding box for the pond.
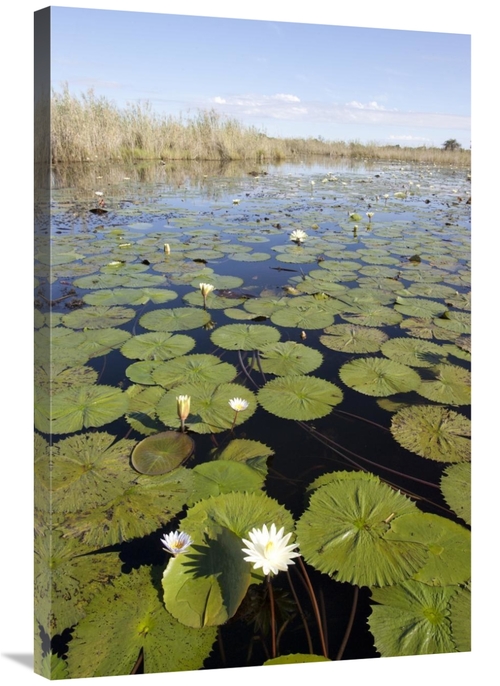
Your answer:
[34,157,471,677]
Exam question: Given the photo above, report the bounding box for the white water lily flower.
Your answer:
[94,191,103,196]
[176,395,191,421]
[233,198,240,204]
[242,523,300,576]
[290,229,307,245]
[228,397,249,412]
[160,531,192,556]
[199,283,215,297]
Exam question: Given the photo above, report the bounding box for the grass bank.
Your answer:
[48,87,471,167]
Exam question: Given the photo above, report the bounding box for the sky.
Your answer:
[49,6,471,148]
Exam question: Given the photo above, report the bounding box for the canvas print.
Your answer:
[34,6,471,679]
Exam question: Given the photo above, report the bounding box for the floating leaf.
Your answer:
[368,581,458,656]
[83,287,177,306]
[433,311,471,334]
[50,432,137,512]
[390,405,470,462]
[441,463,471,524]
[394,297,448,318]
[139,307,211,332]
[320,324,388,353]
[270,305,335,329]
[341,305,403,327]
[297,475,426,587]
[386,512,470,586]
[449,584,471,651]
[210,324,281,351]
[258,341,323,376]
[68,566,216,677]
[125,360,162,385]
[51,385,129,435]
[381,337,447,367]
[162,492,295,628]
[339,358,421,396]
[157,382,257,434]
[131,431,195,475]
[62,306,136,330]
[258,375,343,420]
[191,460,265,499]
[264,655,331,665]
[152,354,237,388]
[400,317,458,341]
[125,384,166,435]
[417,363,471,405]
[120,332,195,361]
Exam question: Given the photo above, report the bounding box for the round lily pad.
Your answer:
[440,463,471,524]
[390,405,470,463]
[51,385,129,435]
[139,307,211,332]
[381,337,447,367]
[257,341,323,376]
[296,475,426,587]
[416,363,471,405]
[320,324,388,354]
[341,305,403,327]
[151,354,237,388]
[270,305,335,329]
[258,375,343,420]
[339,357,421,396]
[62,306,136,330]
[210,324,281,351]
[120,332,195,361]
[131,431,195,475]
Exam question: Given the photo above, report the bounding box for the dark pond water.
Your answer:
[35,157,471,676]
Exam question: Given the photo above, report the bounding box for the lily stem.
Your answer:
[268,575,277,659]
[297,558,329,658]
[336,585,359,660]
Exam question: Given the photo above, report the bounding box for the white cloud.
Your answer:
[388,134,431,142]
[274,93,301,102]
[214,96,226,104]
[346,100,388,110]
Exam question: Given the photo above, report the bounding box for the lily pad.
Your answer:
[152,354,237,388]
[258,375,343,420]
[341,305,403,327]
[131,431,195,475]
[210,324,281,351]
[67,566,217,677]
[51,385,129,435]
[320,324,388,353]
[83,287,178,306]
[417,363,471,405]
[368,581,458,656]
[139,307,211,332]
[390,405,470,462]
[156,382,257,434]
[270,305,335,330]
[62,306,136,330]
[296,475,426,587]
[162,492,295,628]
[125,384,166,436]
[120,332,195,361]
[449,584,471,651]
[257,341,323,376]
[394,297,448,318]
[339,357,421,396]
[386,512,470,586]
[213,438,274,476]
[441,463,471,524]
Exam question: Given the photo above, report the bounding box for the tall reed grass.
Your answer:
[48,87,471,167]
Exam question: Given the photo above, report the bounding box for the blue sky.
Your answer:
[50,6,471,148]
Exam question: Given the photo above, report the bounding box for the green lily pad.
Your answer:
[320,324,388,353]
[83,287,178,306]
[151,354,237,388]
[394,297,448,318]
[433,311,471,335]
[368,581,458,656]
[449,584,471,651]
[341,305,403,327]
[120,332,195,361]
[386,512,470,586]
[50,432,138,512]
[156,382,257,434]
[210,324,281,351]
[417,363,471,405]
[381,337,447,367]
[441,463,471,524]
[191,460,265,499]
[339,357,421,396]
[400,317,461,341]
[125,360,162,385]
[162,492,295,628]
[230,251,271,261]
[296,475,426,587]
[270,305,335,329]
[51,385,129,435]
[257,341,323,376]
[258,375,343,420]
[390,405,470,462]
[213,438,274,476]
[131,431,195,475]
[264,654,331,665]
[67,566,217,677]
[62,306,136,330]
[139,307,211,332]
